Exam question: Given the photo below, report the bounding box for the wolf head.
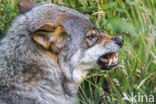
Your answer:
[1,0,123,83]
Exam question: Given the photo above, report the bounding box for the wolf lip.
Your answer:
[97,52,119,70]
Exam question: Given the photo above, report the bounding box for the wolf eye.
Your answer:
[85,30,98,47]
[86,35,95,40]
[85,35,97,47]
[86,30,96,39]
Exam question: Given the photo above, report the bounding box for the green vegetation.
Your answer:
[0,0,156,104]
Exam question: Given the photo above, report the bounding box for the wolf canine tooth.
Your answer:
[116,57,118,62]
[113,57,116,63]
[108,58,113,66]
[113,57,118,63]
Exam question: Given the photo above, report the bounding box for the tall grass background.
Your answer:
[0,0,156,104]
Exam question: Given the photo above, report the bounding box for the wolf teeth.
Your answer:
[108,58,113,66]
[108,57,118,66]
[113,57,116,63]
[115,57,118,62]
[113,57,118,63]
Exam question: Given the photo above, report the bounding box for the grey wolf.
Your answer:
[0,0,123,104]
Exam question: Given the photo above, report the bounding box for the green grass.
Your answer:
[0,0,156,104]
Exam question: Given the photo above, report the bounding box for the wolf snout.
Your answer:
[114,36,123,48]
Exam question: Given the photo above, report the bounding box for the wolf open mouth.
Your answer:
[97,52,119,70]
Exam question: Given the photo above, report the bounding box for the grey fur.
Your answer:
[0,3,121,104]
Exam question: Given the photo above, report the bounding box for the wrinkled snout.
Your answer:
[96,33,123,48]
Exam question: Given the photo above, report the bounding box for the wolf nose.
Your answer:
[114,36,123,47]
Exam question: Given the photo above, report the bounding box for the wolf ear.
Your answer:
[18,0,36,13]
[33,24,68,53]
